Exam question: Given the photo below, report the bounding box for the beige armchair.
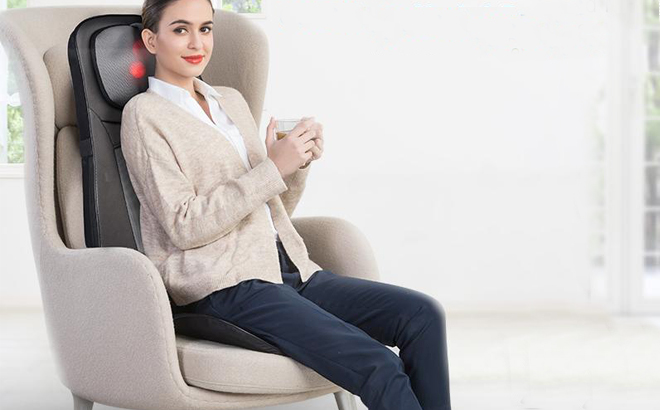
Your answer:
[0,6,381,410]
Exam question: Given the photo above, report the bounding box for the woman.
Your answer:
[121,1,452,410]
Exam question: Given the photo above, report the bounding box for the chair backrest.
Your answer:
[0,5,270,253]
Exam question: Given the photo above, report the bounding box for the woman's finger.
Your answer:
[265,117,276,145]
[309,145,321,160]
[312,122,323,139]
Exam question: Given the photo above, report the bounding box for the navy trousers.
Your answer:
[191,239,452,410]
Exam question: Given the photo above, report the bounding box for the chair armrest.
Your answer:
[291,216,380,281]
[46,245,194,409]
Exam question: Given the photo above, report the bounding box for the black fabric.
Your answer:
[173,312,286,356]
[68,14,150,251]
[276,239,299,273]
[91,22,155,109]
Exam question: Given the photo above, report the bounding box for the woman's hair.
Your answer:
[142,0,215,33]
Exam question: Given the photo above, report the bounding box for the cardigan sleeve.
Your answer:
[121,100,289,251]
[280,164,311,218]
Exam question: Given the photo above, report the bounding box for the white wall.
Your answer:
[0,0,613,311]
[257,0,611,311]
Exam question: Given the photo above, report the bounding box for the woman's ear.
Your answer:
[141,28,156,55]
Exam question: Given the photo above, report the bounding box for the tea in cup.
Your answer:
[275,118,301,140]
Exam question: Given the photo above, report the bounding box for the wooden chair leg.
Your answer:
[72,392,94,410]
[334,389,358,410]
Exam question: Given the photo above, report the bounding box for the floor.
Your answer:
[1,308,659,410]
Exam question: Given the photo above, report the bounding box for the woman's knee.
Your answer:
[411,293,446,329]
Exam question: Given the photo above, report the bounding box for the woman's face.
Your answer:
[141,0,214,83]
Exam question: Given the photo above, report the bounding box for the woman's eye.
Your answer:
[174,27,211,34]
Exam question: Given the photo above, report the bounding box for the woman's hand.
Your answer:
[266,117,316,177]
[300,118,324,168]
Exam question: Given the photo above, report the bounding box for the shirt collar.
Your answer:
[193,76,222,100]
[147,76,222,106]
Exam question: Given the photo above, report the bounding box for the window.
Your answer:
[642,0,660,304]
[588,85,607,301]
[0,0,26,164]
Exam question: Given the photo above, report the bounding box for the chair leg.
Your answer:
[71,392,94,410]
[334,389,358,410]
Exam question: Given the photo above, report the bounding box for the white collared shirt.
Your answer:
[148,76,280,240]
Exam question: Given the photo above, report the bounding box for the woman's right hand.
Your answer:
[265,116,318,178]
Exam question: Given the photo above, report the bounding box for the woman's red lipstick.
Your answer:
[183,55,204,64]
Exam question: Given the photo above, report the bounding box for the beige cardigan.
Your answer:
[120,86,322,306]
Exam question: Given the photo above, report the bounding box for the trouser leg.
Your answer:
[193,267,423,410]
[281,246,451,410]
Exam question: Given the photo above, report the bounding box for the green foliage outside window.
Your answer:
[221,0,261,13]
[6,106,23,164]
[646,74,660,117]
[646,120,660,162]
[644,0,660,26]
[7,0,27,9]
[3,0,27,163]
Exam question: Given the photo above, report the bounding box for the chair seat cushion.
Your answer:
[175,335,337,394]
